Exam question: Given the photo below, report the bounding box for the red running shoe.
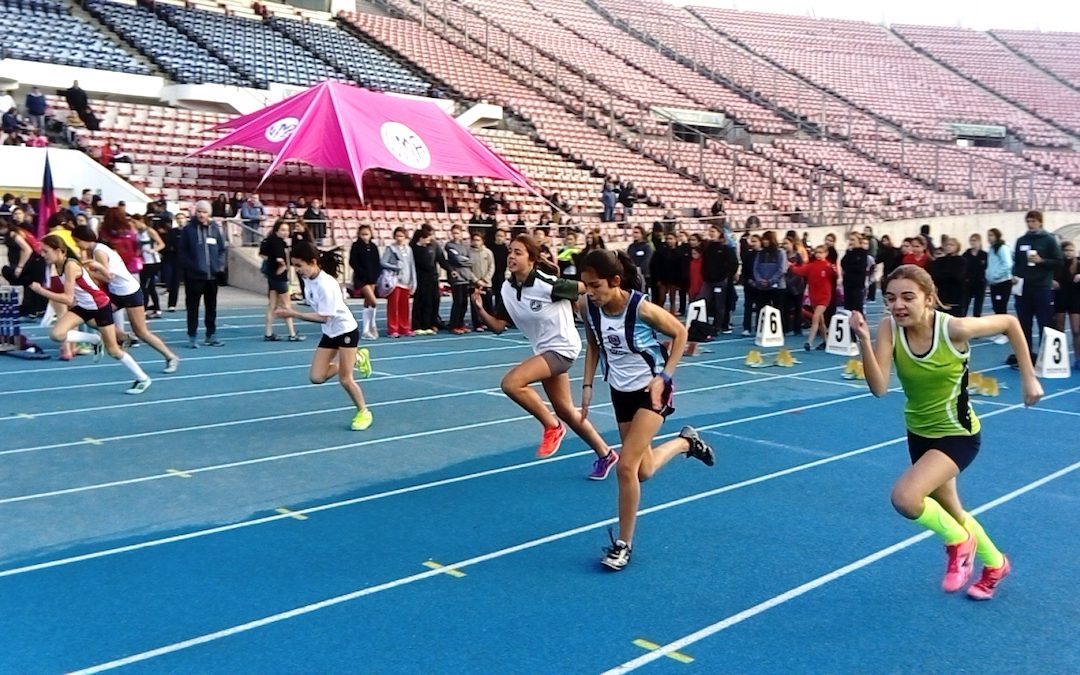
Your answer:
[537,422,566,458]
[967,556,1010,600]
[942,531,977,593]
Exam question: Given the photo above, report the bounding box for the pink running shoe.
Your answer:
[536,423,566,458]
[942,532,978,593]
[967,556,1010,600]
[587,450,619,481]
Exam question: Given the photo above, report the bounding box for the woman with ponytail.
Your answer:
[275,242,374,431]
[578,249,716,571]
[471,234,618,479]
[30,235,152,394]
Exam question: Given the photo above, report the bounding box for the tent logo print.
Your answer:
[265,117,300,143]
[380,121,431,170]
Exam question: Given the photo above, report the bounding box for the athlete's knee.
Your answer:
[890,484,924,519]
[49,327,66,343]
[309,373,328,385]
[616,460,639,483]
[500,374,522,397]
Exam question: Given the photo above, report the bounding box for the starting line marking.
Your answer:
[15,413,35,419]
[422,560,466,578]
[632,638,693,664]
[82,437,103,446]
[274,508,308,521]
[165,469,192,479]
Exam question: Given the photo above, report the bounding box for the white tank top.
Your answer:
[138,229,161,264]
[93,242,141,296]
[586,291,667,392]
[54,261,110,310]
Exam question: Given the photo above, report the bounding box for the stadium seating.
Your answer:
[84,0,250,85]
[690,7,1072,146]
[155,3,345,88]
[0,0,150,74]
[991,30,1080,89]
[893,24,1080,135]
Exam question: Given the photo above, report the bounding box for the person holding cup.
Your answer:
[1009,211,1062,367]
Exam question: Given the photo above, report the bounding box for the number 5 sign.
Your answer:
[826,311,860,356]
[1035,327,1072,378]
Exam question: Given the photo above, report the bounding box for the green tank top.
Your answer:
[891,311,981,438]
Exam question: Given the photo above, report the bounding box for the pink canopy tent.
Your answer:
[188,80,534,201]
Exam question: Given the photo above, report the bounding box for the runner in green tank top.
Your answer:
[849,265,1042,600]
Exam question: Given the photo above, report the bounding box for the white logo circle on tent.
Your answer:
[380,121,431,170]
[265,117,300,143]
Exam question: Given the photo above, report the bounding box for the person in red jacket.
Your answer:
[791,245,838,350]
[902,236,931,268]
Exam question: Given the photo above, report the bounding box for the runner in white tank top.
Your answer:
[579,249,716,571]
[471,234,617,480]
[74,226,178,374]
[31,234,153,394]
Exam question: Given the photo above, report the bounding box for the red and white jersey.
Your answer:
[92,242,141,296]
[55,262,110,310]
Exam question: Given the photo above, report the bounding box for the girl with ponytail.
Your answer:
[578,249,716,571]
[276,241,374,431]
[471,234,618,479]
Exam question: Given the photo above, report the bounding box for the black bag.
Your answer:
[688,319,717,343]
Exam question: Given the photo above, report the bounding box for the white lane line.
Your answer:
[0,332,514,377]
[1,343,531,396]
[601,457,1080,674]
[0,362,847,501]
[64,387,1070,675]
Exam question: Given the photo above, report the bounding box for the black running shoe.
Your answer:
[680,426,715,466]
[601,529,631,571]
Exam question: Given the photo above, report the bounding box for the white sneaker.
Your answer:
[126,378,152,395]
[163,358,179,374]
[362,330,378,341]
[992,334,1009,345]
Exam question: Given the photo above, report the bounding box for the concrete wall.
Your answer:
[0,146,150,211]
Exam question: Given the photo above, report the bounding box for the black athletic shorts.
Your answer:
[109,289,145,309]
[267,277,289,295]
[907,431,981,472]
[318,328,360,350]
[609,381,674,424]
[71,304,114,327]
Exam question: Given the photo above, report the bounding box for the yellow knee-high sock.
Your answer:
[963,513,1005,567]
[914,497,968,544]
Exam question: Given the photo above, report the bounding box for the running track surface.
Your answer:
[1,302,1077,673]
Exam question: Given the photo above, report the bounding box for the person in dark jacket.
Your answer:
[444,224,477,333]
[650,232,682,313]
[349,224,381,339]
[64,81,88,115]
[702,226,739,333]
[1010,210,1062,364]
[153,211,185,312]
[25,86,47,130]
[259,220,301,342]
[178,200,227,347]
[961,233,989,317]
[877,234,901,279]
[928,237,968,317]
[739,234,761,335]
[626,225,652,294]
[840,232,871,313]
[752,231,789,332]
[410,225,441,334]
[618,181,636,222]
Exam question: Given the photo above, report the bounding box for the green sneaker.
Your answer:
[351,408,373,431]
[355,347,372,379]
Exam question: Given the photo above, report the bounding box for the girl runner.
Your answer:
[134,216,165,319]
[470,234,618,480]
[276,242,374,431]
[72,225,179,374]
[578,249,715,571]
[259,220,303,342]
[30,235,153,394]
[850,265,1042,600]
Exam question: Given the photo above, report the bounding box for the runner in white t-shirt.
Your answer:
[471,234,618,480]
[276,242,374,431]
